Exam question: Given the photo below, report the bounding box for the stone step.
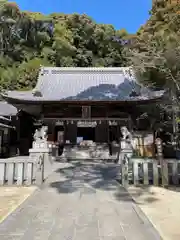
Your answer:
[63,146,110,159]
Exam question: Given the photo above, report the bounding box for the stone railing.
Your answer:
[0,154,45,186]
[121,158,180,187]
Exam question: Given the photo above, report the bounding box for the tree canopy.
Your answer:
[127,0,180,93]
[0,1,127,90]
[125,0,180,142]
[1,0,179,94]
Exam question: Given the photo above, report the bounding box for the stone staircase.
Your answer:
[59,143,118,161]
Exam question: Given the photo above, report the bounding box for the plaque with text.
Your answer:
[82,106,91,118]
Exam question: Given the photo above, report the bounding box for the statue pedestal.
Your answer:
[32,140,49,149]
[29,147,51,155]
[29,141,52,185]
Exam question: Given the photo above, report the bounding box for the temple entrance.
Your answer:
[54,125,64,143]
[77,127,95,142]
[109,125,120,143]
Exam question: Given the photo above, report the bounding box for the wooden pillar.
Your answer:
[107,120,110,143]
[3,128,9,157]
[0,129,3,156]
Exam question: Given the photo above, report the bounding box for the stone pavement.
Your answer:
[0,161,161,240]
[0,186,36,223]
[128,185,180,240]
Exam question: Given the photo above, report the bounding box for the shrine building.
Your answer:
[2,67,165,157]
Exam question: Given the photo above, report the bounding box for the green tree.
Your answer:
[125,1,180,150]
[126,1,180,92]
[0,2,128,90]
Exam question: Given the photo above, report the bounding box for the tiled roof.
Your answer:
[0,101,17,116]
[2,67,165,102]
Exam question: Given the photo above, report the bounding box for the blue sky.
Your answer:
[15,0,152,33]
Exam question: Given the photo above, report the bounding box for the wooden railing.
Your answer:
[121,159,180,187]
[0,154,45,186]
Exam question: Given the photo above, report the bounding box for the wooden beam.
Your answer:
[44,117,130,121]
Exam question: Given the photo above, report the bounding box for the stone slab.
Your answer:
[128,185,180,240]
[0,186,36,224]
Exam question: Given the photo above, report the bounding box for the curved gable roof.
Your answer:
[2,67,164,102]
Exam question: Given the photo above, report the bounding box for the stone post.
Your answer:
[29,148,51,185]
[29,126,52,185]
[121,149,132,188]
[155,138,168,187]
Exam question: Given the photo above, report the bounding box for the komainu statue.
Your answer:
[40,126,48,141]
[121,126,133,149]
[33,126,48,142]
[33,129,41,142]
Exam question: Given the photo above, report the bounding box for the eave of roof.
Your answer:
[1,93,164,105]
[0,101,17,116]
[0,122,15,129]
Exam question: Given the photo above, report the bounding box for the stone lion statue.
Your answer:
[33,126,48,142]
[120,126,133,149]
[40,126,48,141]
[33,129,41,142]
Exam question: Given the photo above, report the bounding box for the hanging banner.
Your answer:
[55,121,64,126]
[77,121,97,128]
[108,121,118,126]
